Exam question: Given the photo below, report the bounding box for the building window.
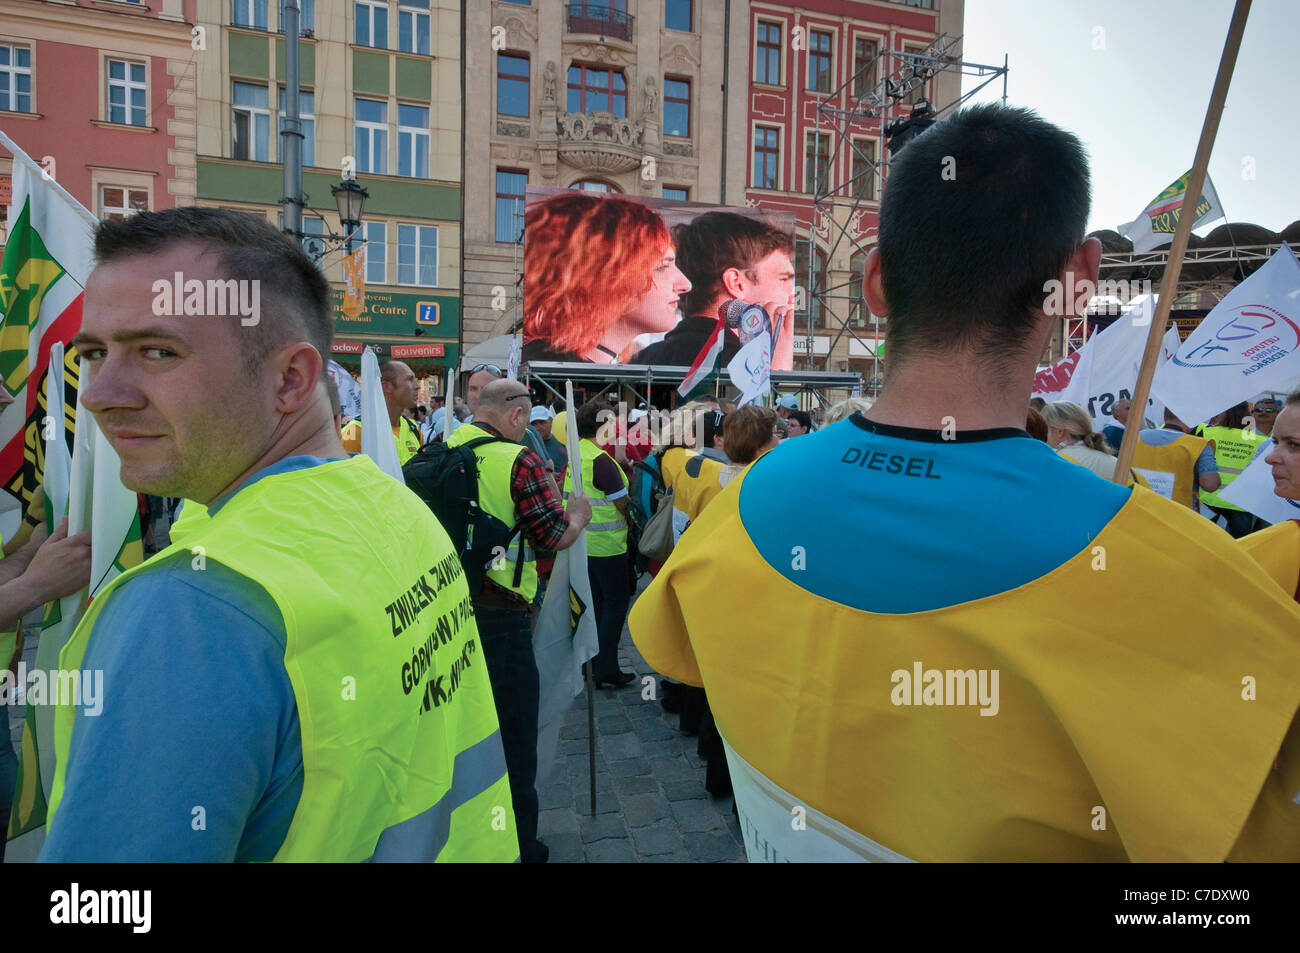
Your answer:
[280,0,315,33]
[665,0,691,32]
[851,138,877,201]
[354,97,388,173]
[0,45,32,113]
[663,77,690,138]
[662,186,688,201]
[752,126,779,190]
[807,29,832,92]
[399,1,431,56]
[365,221,387,283]
[108,60,148,127]
[397,103,429,178]
[232,82,270,160]
[495,169,526,243]
[805,132,829,194]
[570,179,622,193]
[849,251,868,328]
[853,37,878,98]
[755,22,781,86]
[794,238,825,326]
[355,0,388,49]
[567,65,626,117]
[99,186,149,222]
[278,87,316,167]
[233,0,268,29]
[398,223,437,286]
[497,54,529,117]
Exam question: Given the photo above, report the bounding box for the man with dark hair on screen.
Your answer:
[633,212,796,368]
[630,103,1300,863]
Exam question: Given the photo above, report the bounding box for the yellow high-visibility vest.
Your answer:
[1132,432,1213,511]
[340,416,423,464]
[46,456,517,861]
[1196,424,1268,511]
[563,439,628,558]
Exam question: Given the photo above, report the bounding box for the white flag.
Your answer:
[1220,446,1300,525]
[327,359,361,421]
[359,346,402,480]
[533,381,599,783]
[1119,171,1225,253]
[1032,297,1171,430]
[1153,245,1300,426]
[506,332,521,381]
[726,332,772,407]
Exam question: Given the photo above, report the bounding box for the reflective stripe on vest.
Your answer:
[448,423,539,602]
[562,439,628,557]
[720,732,914,863]
[45,456,517,862]
[1196,424,1267,512]
[1132,433,1212,512]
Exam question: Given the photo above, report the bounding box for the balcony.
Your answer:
[565,4,634,43]
[557,111,643,174]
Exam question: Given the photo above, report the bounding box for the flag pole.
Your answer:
[1113,0,1251,485]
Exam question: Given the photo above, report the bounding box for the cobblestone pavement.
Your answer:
[535,597,746,863]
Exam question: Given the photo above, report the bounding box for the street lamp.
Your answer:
[332,179,370,254]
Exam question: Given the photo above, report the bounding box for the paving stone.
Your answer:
[618,685,652,705]
[599,732,644,761]
[597,713,633,733]
[584,837,637,863]
[649,756,699,781]
[632,720,677,742]
[537,807,579,836]
[661,779,709,803]
[642,850,692,863]
[606,756,652,778]
[579,812,630,844]
[640,739,683,760]
[544,832,586,864]
[671,798,729,834]
[621,793,671,828]
[559,722,586,740]
[611,774,659,796]
[632,823,685,856]
[559,738,590,756]
[625,700,664,721]
[537,784,573,812]
[684,831,744,863]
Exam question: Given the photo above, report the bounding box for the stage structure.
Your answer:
[804,34,1010,392]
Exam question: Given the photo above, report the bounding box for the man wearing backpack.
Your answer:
[442,378,591,863]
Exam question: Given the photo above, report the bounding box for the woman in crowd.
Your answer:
[718,405,781,489]
[1043,400,1116,479]
[521,193,691,364]
[1241,389,1300,603]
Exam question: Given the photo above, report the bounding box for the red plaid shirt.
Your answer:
[476,422,570,551]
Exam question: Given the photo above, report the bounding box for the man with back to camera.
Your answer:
[629,103,1300,862]
[633,212,796,369]
[39,208,515,862]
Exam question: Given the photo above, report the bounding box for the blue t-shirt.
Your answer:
[39,456,339,862]
[738,414,1131,613]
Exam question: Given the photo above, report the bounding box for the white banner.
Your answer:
[726,332,772,407]
[1153,245,1300,427]
[1119,171,1224,253]
[327,360,361,421]
[359,347,402,481]
[1220,447,1300,525]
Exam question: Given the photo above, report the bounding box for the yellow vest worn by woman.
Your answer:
[562,439,628,558]
[1131,432,1213,511]
[46,456,517,862]
[630,476,1300,862]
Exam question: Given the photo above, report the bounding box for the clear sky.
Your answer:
[959,0,1299,235]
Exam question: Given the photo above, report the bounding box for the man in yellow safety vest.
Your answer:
[37,207,515,861]
[339,360,423,464]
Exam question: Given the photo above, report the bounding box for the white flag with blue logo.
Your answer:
[1153,245,1300,426]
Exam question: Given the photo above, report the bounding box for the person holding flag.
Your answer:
[339,359,423,464]
[630,103,1300,862]
[40,207,515,862]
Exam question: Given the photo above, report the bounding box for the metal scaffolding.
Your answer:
[803,33,1010,392]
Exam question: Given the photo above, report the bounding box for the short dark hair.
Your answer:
[723,405,778,464]
[576,397,610,439]
[673,212,795,319]
[787,410,812,431]
[93,207,332,375]
[878,103,1090,364]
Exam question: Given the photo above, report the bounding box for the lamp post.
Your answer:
[332,179,369,254]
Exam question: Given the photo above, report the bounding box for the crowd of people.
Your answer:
[3,101,1299,864]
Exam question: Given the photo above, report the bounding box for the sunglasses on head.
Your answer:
[471,364,504,376]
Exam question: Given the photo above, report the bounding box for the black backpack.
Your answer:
[402,435,526,596]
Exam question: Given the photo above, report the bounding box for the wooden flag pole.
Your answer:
[1113,0,1251,486]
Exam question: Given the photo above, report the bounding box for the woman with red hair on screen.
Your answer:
[521,192,691,363]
